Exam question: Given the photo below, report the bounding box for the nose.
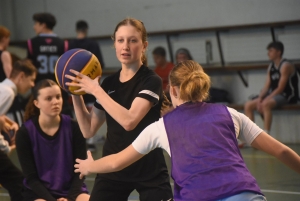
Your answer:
[123,40,129,50]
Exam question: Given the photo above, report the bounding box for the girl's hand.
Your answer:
[65,69,101,95]
[74,151,94,179]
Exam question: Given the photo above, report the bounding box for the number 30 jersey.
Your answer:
[27,33,68,82]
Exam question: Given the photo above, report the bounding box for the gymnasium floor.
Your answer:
[1,142,300,201]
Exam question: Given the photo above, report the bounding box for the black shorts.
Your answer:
[90,171,173,201]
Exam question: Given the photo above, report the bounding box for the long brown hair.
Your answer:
[24,79,58,121]
[111,17,148,66]
[169,60,211,102]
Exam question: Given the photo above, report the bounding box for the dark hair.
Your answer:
[112,17,148,66]
[10,59,37,79]
[152,46,166,57]
[267,41,284,56]
[76,20,88,33]
[175,48,193,63]
[0,26,10,40]
[24,79,58,121]
[33,13,56,30]
[169,60,210,102]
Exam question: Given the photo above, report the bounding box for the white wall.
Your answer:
[3,0,300,40]
[3,0,300,143]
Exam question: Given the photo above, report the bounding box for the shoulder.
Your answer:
[140,66,162,82]
[1,51,11,59]
[102,70,120,84]
[16,124,30,142]
[0,84,14,96]
[280,60,294,73]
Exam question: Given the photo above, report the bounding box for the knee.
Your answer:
[261,101,274,111]
[244,101,255,111]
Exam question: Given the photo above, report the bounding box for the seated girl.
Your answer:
[16,79,89,201]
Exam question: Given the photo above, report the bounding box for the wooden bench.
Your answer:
[227,104,300,111]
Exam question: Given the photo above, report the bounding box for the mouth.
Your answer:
[121,53,131,57]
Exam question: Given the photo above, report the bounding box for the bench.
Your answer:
[227,104,300,111]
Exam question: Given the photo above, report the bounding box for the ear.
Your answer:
[143,41,148,52]
[33,99,40,109]
[170,85,178,98]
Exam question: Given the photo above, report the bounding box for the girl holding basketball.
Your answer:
[15,79,89,201]
[66,18,173,201]
[74,60,300,201]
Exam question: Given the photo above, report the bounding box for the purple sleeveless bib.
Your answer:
[24,114,87,196]
[163,102,262,201]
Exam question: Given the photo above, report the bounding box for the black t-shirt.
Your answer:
[0,50,6,82]
[94,65,169,181]
[27,34,68,83]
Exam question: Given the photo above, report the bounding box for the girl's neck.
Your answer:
[120,62,142,82]
[38,114,60,136]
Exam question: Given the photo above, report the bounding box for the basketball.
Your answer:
[54,48,102,95]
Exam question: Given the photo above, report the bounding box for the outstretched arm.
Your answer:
[75,146,144,179]
[251,131,300,174]
[74,119,170,178]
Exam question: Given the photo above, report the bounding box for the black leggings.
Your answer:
[0,150,24,201]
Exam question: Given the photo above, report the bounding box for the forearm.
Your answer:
[92,87,139,130]
[252,132,300,174]
[266,88,284,99]
[275,146,300,174]
[88,146,143,174]
[72,95,93,138]
[258,87,269,99]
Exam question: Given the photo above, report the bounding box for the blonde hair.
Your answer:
[169,60,210,102]
[111,17,148,66]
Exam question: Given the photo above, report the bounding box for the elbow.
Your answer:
[123,120,138,131]
[277,147,290,158]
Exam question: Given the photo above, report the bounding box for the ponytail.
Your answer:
[24,95,39,121]
[141,53,148,66]
[169,60,211,102]
[180,72,210,102]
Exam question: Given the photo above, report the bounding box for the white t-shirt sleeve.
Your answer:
[227,107,263,145]
[0,87,15,115]
[132,118,170,156]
